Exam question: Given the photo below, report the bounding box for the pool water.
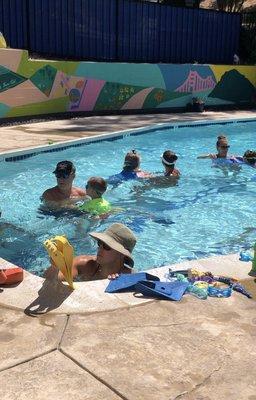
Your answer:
[0,120,255,276]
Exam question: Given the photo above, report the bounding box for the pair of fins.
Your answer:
[44,235,75,290]
[105,272,189,301]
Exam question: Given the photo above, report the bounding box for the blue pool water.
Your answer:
[0,120,255,276]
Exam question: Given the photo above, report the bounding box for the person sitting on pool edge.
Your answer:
[162,150,180,177]
[45,223,137,281]
[42,161,86,207]
[78,176,112,216]
[108,149,152,184]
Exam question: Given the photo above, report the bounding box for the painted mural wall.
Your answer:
[0,48,256,119]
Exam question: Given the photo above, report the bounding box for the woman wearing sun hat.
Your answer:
[45,223,137,281]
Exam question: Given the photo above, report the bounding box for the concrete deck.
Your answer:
[1,110,256,153]
[1,254,256,399]
[1,111,256,399]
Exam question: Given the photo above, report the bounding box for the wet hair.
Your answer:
[87,177,107,196]
[53,160,76,175]
[123,149,140,171]
[216,135,228,147]
[162,150,178,166]
[243,150,256,165]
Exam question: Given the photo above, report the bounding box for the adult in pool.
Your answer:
[197,135,233,160]
[45,223,137,281]
[41,161,86,208]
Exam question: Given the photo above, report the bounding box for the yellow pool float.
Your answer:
[44,235,75,289]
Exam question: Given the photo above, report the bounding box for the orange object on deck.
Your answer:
[0,267,24,285]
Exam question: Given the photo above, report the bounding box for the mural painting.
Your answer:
[0,48,255,119]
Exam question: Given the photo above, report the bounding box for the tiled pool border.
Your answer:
[1,117,256,163]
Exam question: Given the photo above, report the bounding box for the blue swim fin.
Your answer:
[105,272,159,293]
[135,280,189,301]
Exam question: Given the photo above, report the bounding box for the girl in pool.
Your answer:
[161,150,180,177]
[108,149,152,184]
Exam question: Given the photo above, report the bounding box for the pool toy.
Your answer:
[44,235,75,289]
[239,251,253,262]
[208,284,232,298]
[135,280,189,301]
[105,272,159,293]
[248,242,256,277]
[0,267,24,285]
[79,198,111,215]
[168,269,190,278]
[187,283,208,300]
[214,275,252,298]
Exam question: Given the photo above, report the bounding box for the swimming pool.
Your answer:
[0,120,255,276]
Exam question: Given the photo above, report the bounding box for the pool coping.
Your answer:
[0,253,254,314]
[1,115,256,162]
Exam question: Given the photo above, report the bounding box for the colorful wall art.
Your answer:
[0,49,255,119]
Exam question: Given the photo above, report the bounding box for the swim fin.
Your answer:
[135,280,189,301]
[105,272,159,293]
[44,235,75,289]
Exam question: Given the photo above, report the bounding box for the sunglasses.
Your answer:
[219,145,230,149]
[55,171,71,179]
[97,240,111,251]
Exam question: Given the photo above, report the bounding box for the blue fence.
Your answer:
[0,0,241,64]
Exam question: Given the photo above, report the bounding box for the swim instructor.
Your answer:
[45,223,137,281]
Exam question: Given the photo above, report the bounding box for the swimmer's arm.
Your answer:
[197,154,216,159]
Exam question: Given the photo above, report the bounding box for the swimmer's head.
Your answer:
[162,150,178,167]
[86,177,107,198]
[53,161,76,179]
[216,135,229,148]
[243,150,256,165]
[123,150,141,171]
[216,135,229,156]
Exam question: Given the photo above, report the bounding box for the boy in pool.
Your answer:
[42,161,86,208]
[78,176,112,216]
[45,223,137,281]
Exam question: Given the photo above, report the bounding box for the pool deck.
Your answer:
[1,110,256,399]
[0,109,256,153]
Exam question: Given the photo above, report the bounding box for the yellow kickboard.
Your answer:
[44,235,75,289]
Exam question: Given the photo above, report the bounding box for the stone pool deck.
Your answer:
[1,254,256,400]
[0,109,256,153]
[1,111,256,399]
